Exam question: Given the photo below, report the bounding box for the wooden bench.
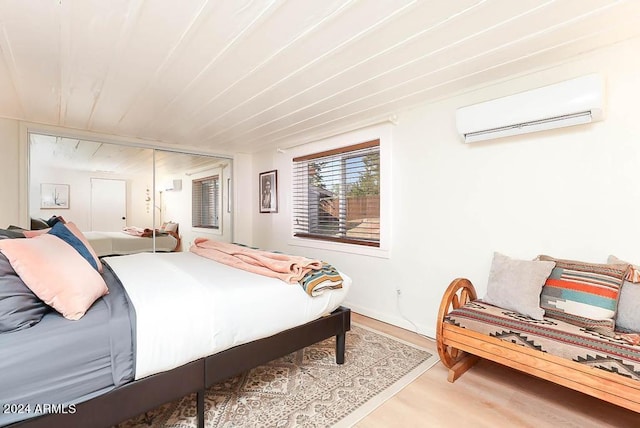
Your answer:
[436,278,640,412]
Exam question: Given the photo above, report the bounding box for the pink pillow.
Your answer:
[27,222,103,273]
[64,222,103,273]
[0,234,108,320]
[23,228,51,238]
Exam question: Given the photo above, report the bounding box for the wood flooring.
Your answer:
[352,313,640,428]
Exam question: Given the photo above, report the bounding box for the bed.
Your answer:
[0,233,351,428]
[83,230,180,256]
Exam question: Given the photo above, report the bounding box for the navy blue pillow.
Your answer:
[47,222,99,271]
[46,216,65,227]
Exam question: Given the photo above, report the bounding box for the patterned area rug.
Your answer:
[115,324,439,427]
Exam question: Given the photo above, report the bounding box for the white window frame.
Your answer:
[288,124,391,259]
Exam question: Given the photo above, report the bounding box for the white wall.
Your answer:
[160,162,233,249]
[28,165,152,231]
[232,153,253,246]
[0,118,21,228]
[249,36,640,338]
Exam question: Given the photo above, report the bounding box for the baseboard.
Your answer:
[343,301,436,339]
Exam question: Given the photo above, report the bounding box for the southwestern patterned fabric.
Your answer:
[298,262,343,296]
[538,256,629,332]
[446,301,640,382]
[115,325,436,428]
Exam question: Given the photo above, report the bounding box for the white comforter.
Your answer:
[103,251,350,379]
[84,231,178,257]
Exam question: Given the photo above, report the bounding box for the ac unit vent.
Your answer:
[456,74,604,143]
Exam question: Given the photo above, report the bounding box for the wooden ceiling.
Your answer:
[29,133,227,176]
[2,0,640,154]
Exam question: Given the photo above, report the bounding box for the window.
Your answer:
[192,175,220,229]
[293,139,380,247]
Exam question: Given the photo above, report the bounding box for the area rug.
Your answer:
[115,323,439,427]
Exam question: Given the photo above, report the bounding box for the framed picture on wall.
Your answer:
[40,183,70,209]
[259,170,278,213]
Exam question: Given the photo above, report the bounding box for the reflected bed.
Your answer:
[83,231,179,257]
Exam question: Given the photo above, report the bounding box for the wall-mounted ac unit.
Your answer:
[455,74,604,143]
[163,179,182,191]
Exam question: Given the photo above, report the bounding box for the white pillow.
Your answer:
[164,222,178,233]
[483,252,555,320]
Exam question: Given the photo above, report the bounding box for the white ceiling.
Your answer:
[29,133,228,176]
[2,0,640,154]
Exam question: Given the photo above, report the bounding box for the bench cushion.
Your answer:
[445,300,640,382]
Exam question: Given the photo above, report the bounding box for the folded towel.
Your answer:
[121,226,147,237]
[122,227,166,238]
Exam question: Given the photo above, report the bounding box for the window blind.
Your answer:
[292,139,380,247]
[192,175,219,229]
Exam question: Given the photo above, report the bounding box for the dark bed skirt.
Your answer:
[8,306,351,428]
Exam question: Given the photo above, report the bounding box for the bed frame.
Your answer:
[8,306,351,428]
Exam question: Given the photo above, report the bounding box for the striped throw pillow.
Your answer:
[538,255,629,332]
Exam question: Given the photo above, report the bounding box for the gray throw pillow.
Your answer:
[0,250,48,332]
[0,228,25,239]
[483,252,556,320]
[30,217,50,230]
[608,255,640,332]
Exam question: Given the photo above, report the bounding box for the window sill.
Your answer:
[192,226,222,236]
[288,236,390,259]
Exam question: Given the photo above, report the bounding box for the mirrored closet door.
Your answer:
[28,132,232,256]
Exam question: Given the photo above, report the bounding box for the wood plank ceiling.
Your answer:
[1,0,639,154]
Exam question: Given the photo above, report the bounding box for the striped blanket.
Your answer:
[299,262,344,296]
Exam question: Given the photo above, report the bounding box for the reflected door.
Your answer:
[91,178,126,231]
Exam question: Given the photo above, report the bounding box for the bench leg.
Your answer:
[447,354,480,383]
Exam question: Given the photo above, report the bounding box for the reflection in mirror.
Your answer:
[154,150,233,248]
[29,133,154,233]
[28,133,232,256]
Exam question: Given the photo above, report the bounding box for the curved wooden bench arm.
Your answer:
[436,278,477,369]
[168,230,182,252]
